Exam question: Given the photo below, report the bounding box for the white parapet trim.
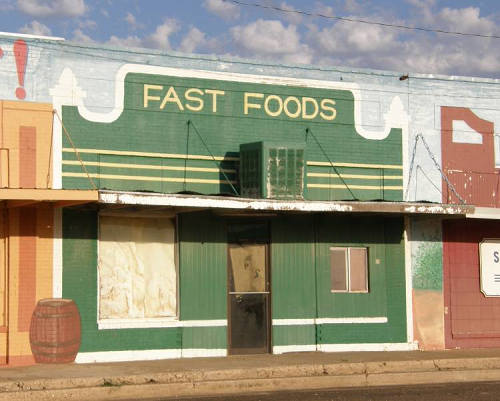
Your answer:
[75,348,227,363]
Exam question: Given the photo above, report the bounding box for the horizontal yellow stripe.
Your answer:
[62,160,236,174]
[63,148,401,171]
[63,148,239,162]
[307,173,403,180]
[307,161,403,170]
[308,183,403,190]
[62,172,237,185]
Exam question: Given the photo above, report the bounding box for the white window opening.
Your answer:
[330,247,369,293]
[98,214,177,329]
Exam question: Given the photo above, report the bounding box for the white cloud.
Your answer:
[231,19,313,64]
[107,35,142,49]
[279,2,302,25]
[72,28,94,43]
[437,7,496,35]
[343,0,362,14]
[125,12,142,31]
[179,27,218,53]
[203,0,239,20]
[17,0,86,17]
[142,18,180,51]
[79,19,96,29]
[302,4,500,78]
[19,20,51,36]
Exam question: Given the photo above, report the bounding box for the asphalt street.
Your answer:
[129,381,500,401]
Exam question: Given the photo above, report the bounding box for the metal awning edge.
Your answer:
[98,190,472,215]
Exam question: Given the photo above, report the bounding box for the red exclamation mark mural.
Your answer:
[13,40,28,100]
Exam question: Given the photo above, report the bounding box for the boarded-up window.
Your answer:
[98,215,177,320]
[330,247,368,293]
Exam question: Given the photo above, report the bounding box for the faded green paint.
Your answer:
[315,217,406,344]
[272,325,315,346]
[179,212,227,320]
[182,327,227,349]
[271,216,316,319]
[62,209,226,352]
[413,242,443,290]
[61,72,402,201]
[62,209,406,353]
[411,217,443,291]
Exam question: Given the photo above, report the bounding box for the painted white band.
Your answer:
[273,345,317,354]
[317,342,418,352]
[75,348,227,363]
[98,319,228,330]
[272,317,388,326]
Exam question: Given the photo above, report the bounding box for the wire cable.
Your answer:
[224,0,500,39]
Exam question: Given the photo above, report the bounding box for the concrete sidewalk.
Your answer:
[2,349,500,400]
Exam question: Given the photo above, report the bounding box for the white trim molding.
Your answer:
[98,319,227,330]
[317,342,418,352]
[75,348,227,363]
[75,349,181,363]
[272,317,387,326]
[273,345,317,354]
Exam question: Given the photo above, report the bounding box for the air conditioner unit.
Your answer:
[239,141,305,200]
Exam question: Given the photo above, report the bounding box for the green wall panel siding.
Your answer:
[182,327,227,349]
[315,216,407,344]
[271,216,316,319]
[179,212,227,320]
[272,325,316,346]
[63,209,187,352]
[315,215,387,319]
[61,73,402,201]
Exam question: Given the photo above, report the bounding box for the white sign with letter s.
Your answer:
[480,239,500,297]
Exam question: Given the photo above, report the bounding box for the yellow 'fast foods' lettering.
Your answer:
[160,86,184,111]
[320,99,337,121]
[185,88,204,112]
[144,84,163,108]
[205,89,225,113]
[244,93,264,114]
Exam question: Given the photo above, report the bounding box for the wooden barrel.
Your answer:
[29,298,81,363]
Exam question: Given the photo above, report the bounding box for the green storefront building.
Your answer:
[61,65,412,361]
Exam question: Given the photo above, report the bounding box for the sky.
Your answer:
[0,0,499,79]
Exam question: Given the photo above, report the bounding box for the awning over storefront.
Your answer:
[98,190,473,216]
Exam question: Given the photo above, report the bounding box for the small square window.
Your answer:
[330,247,368,293]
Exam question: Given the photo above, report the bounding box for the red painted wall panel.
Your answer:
[441,107,497,207]
[443,219,500,348]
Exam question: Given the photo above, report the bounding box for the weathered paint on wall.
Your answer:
[411,217,444,350]
[0,100,55,365]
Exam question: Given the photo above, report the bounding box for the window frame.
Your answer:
[96,211,180,330]
[329,246,369,294]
